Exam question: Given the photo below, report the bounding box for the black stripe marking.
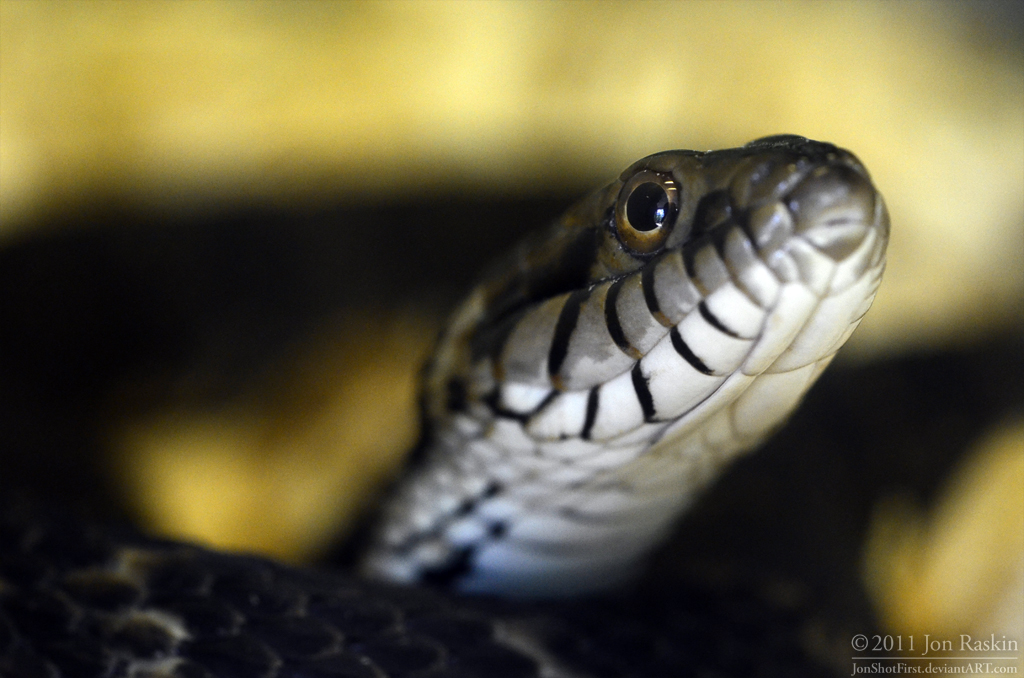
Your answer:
[547,288,592,382]
[452,481,502,520]
[670,326,714,375]
[682,244,698,280]
[481,389,529,423]
[604,278,637,358]
[631,362,656,421]
[528,390,559,417]
[454,498,476,517]
[485,388,559,423]
[640,263,666,323]
[581,387,600,440]
[699,300,740,338]
[488,521,507,538]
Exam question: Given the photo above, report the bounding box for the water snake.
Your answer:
[1,135,889,677]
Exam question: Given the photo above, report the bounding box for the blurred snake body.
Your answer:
[0,136,889,677]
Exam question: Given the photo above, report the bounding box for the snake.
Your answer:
[1,135,889,677]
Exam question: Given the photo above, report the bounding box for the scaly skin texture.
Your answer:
[361,136,889,596]
[0,505,839,678]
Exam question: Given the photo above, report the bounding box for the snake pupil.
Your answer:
[627,182,672,232]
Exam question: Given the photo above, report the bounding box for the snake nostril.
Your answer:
[729,157,807,211]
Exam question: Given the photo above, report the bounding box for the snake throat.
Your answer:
[361,136,890,597]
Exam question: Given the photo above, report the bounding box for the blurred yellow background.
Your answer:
[3,1,1021,353]
[1,0,1021,661]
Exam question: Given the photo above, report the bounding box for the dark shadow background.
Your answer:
[1,192,1021,637]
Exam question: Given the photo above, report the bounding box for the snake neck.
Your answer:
[360,136,889,597]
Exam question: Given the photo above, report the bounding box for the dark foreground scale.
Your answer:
[1,136,888,678]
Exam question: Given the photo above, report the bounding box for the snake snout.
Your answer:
[786,163,879,262]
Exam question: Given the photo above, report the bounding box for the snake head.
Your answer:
[369,137,889,595]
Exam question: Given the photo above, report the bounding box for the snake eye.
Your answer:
[614,170,680,254]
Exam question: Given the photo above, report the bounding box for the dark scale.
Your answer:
[246,616,340,661]
[59,571,142,611]
[357,637,443,675]
[159,595,243,637]
[105,614,181,657]
[182,635,280,678]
